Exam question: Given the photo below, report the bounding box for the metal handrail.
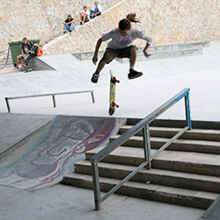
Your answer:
[90,88,191,210]
[5,90,95,113]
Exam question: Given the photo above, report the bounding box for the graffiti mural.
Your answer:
[0,116,125,190]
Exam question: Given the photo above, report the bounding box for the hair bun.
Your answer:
[126,13,140,23]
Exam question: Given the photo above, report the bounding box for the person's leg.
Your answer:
[90,9,94,18]
[85,16,89,23]
[63,24,68,33]
[16,54,22,67]
[69,23,75,31]
[23,54,34,67]
[129,46,137,69]
[118,46,142,79]
[82,15,86,22]
[91,49,119,83]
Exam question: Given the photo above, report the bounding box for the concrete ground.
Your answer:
[0,184,204,220]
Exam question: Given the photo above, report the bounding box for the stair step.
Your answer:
[62,173,218,209]
[75,160,220,193]
[110,135,220,154]
[86,146,220,176]
[119,126,220,142]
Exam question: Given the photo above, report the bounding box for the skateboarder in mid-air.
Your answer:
[91,13,153,83]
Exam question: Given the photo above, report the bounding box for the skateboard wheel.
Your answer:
[112,77,116,81]
[112,101,115,106]
[116,105,119,108]
[116,80,120,83]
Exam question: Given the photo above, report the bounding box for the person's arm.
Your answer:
[33,43,39,48]
[92,38,103,65]
[143,43,151,58]
[136,29,153,58]
[66,19,74,25]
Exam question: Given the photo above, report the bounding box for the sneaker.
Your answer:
[128,69,143,80]
[22,63,27,67]
[91,72,99,83]
[63,32,67,34]
[80,22,84,25]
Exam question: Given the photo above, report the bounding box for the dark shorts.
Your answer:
[101,45,137,64]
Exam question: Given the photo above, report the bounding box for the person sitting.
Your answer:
[79,6,90,25]
[23,44,43,70]
[16,37,31,68]
[90,1,102,18]
[63,14,75,34]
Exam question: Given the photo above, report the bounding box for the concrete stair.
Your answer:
[0,53,14,69]
[72,41,210,61]
[62,119,220,209]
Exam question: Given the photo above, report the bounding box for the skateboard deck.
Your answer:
[25,68,32,73]
[109,70,119,116]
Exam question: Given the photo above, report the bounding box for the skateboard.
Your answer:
[24,68,32,73]
[109,70,120,116]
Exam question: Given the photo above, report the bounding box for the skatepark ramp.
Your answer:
[0,115,125,190]
[62,88,220,211]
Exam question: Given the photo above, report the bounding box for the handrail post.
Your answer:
[185,91,192,129]
[143,124,151,169]
[91,91,95,103]
[91,160,101,210]
[52,95,56,108]
[5,98,10,113]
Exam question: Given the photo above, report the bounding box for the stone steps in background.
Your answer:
[72,41,210,61]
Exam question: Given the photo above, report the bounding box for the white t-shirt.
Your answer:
[81,10,90,20]
[102,27,153,49]
[94,5,102,12]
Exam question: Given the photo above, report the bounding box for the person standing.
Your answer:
[16,37,31,68]
[90,1,102,18]
[91,13,153,83]
[79,6,90,25]
[63,14,75,34]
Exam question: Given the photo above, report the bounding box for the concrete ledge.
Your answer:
[28,57,56,71]
[72,42,209,61]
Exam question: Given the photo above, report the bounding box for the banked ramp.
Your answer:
[0,115,125,190]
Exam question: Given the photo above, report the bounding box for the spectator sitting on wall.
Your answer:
[90,1,102,18]
[16,37,31,68]
[23,44,43,70]
[63,14,75,34]
[79,6,90,25]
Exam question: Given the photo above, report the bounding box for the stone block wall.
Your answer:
[0,0,219,54]
[44,0,220,55]
[0,0,122,51]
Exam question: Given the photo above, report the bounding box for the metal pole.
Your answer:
[5,98,10,113]
[91,91,95,103]
[91,160,101,210]
[185,92,192,129]
[142,124,151,169]
[52,95,56,108]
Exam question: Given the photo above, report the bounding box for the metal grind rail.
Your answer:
[90,88,192,210]
[5,90,95,113]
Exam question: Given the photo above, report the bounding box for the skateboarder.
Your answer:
[91,13,153,83]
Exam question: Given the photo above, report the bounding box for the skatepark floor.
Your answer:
[0,184,204,220]
[0,41,219,121]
